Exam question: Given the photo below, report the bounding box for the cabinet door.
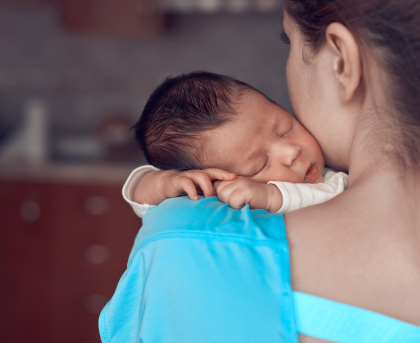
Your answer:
[0,181,52,343]
[49,183,141,343]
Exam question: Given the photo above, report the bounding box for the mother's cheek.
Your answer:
[286,59,299,112]
[286,49,306,114]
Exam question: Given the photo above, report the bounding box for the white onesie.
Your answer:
[122,165,348,218]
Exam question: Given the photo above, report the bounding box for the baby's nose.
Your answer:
[282,144,301,166]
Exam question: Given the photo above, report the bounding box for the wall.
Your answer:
[0,5,290,146]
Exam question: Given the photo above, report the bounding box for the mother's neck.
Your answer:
[346,100,420,219]
[345,49,420,188]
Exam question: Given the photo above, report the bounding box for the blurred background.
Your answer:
[0,0,290,342]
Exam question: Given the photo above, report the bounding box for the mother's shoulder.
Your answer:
[283,196,358,249]
[283,195,351,240]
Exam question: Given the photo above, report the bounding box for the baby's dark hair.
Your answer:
[133,71,252,170]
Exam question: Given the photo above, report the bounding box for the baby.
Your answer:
[126,72,348,216]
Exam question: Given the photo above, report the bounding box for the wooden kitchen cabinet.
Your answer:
[0,0,166,38]
[61,0,166,38]
[0,178,142,343]
[0,181,52,343]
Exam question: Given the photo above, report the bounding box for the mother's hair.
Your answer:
[284,0,420,170]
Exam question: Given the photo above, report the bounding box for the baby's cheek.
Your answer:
[315,173,324,183]
[304,133,325,166]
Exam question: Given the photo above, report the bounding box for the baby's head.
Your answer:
[134,71,325,184]
[134,72,248,170]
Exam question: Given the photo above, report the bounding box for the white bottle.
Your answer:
[0,98,48,164]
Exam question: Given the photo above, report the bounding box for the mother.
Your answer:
[100,0,420,342]
[282,0,420,340]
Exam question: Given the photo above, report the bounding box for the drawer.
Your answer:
[50,184,141,273]
[49,281,116,343]
[51,242,133,285]
[51,183,141,235]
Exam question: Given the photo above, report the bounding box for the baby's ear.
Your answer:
[325,22,362,103]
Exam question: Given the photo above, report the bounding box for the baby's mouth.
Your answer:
[304,165,319,183]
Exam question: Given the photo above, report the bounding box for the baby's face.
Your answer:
[203,89,325,184]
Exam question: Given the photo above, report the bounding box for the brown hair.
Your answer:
[284,0,420,169]
[133,71,250,171]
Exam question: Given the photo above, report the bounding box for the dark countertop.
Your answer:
[0,162,141,186]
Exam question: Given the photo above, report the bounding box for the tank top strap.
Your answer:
[293,291,420,342]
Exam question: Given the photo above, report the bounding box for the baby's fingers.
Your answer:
[176,176,199,201]
[214,181,237,204]
[228,189,249,209]
[189,173,214,198]
[203,168,236,181]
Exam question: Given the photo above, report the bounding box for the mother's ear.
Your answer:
[326,23,362,103]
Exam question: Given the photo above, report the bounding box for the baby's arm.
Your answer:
[123,166,236,218]
[124,167,348,216]
[268,169,348,213]
[214,169,348,213]
[122,166,160,218]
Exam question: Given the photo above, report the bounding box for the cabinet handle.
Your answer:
[21,200,40,222]
[83,196,110,216]
[83,294,109,314]
[84,244,111,264]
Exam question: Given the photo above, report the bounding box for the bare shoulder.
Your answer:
[283,192,420,327]
[283,196,355,295]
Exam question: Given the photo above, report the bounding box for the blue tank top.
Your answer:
[99,196,420,342]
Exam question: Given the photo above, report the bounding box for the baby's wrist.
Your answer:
[157,170,178,198]
[265,184,283,213]
[134,170,171,205]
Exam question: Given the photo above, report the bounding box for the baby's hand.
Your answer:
[134,168,236,205]
[159,168,237,200]
[214,176,283,213]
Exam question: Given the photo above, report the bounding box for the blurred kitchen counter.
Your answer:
[0,162,142,185]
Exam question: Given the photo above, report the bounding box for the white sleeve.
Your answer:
[122,165,160,218]
[268,168,348,213]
